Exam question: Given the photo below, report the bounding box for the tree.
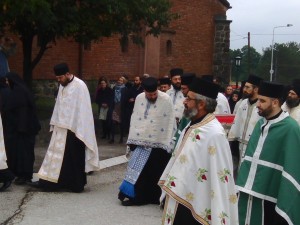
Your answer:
[230,46,261,84]
[0,0,177,87]
[258,42,300,84]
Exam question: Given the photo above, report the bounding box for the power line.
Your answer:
[231,33,300,36]
[231,38,247,41]
[251,33,300,36]
[231,30,247,38]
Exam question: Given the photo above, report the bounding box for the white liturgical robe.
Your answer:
[0,114,8,170]
[159,114,238,225]
[38,77,100,182]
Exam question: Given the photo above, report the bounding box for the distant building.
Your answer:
[8,0,231,81]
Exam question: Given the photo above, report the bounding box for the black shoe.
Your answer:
[0,180,12,192]
[119,139,123,144]
[29,181,42,189]
[101,135,106,139]
[121,199,135,206]
[87,171,94,175]
[14,177,29,185]
[29,181,55,192]
[108,139,114,144]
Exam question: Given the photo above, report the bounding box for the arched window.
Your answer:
[166,40,172,56]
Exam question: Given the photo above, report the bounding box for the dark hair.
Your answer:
[98,76,110,86]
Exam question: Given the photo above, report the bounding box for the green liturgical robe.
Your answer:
[171,116,190,151]
[236,112,300,225]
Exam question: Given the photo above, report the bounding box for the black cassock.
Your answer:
[39,130,87,193]
[2,72,40,181]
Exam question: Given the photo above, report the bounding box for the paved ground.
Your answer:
[0,135,163,225]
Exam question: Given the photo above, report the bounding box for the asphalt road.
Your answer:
[0,135,163,225]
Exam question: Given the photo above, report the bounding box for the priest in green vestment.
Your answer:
[236,81,300,225]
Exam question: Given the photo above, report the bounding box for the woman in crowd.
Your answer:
[229,90,240,114]
[109,76,126,144]
[95,77,114,140]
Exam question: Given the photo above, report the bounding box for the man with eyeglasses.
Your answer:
[159,77,238,225]
[171,72,196,149]
[228,74,263,173]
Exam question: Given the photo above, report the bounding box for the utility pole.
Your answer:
[248,32,251,74]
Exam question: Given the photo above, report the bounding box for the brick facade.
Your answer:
[7,0,231,81]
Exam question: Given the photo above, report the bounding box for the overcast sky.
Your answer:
[227,0,300,53]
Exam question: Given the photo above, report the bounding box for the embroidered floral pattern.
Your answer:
[179,154,187,164]
[166,175,176,188]
[166,209,174,224]
[219,212,228,225]
[229,194,238,204]
[208,146,216,155]
[201,208,212,223]
[218,169,231,183]
[185,192,194,202]
[190,128,201,142]
[196,168,208,182]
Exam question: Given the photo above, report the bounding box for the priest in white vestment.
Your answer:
[159,77,238,225]
[118,77,176,206]
[228,74,263,174]
[166,68,185,125]
[35,63,100,192]
[281,79,300,125]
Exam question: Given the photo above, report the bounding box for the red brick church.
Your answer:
[8,0,231,81]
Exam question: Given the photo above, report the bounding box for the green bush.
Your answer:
[35,95,56,120]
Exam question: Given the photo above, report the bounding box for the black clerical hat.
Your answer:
[200,75,214,82]
[169,68,183,77]
[188,77,219,99]
[142,77,158,92]
[258,81,284,99]
[291,85,300,97]
[53,63,69,76]
[246,74,263,86]
[181,73,196,85]
[159,77,171,85]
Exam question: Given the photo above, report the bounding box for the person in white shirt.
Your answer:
[166,68,185,125]
[281,79,300,125]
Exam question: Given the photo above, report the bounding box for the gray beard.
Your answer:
[184,108,198,119]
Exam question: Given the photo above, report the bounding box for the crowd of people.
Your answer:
[0,50,300,224]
